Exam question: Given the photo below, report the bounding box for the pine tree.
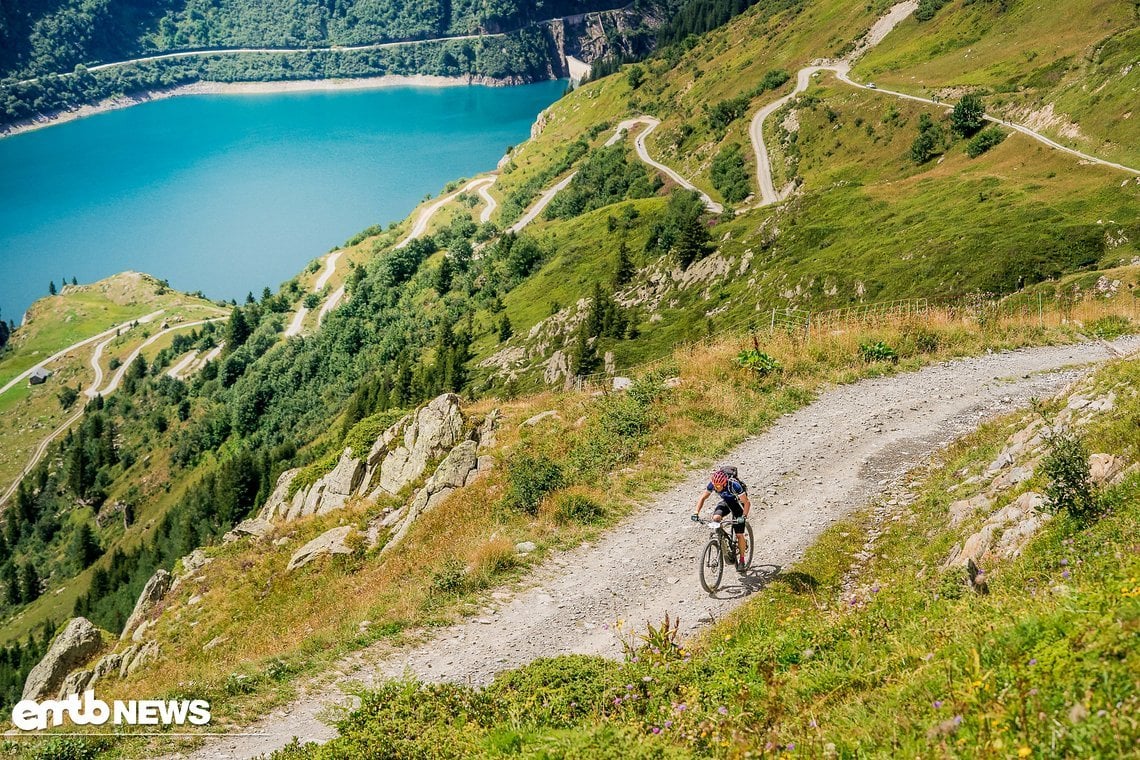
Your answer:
[497,315,513,342]
[48,281,57,296]
[0,310,9,350]
[19,563,40,604]
[3,563,19,606]
[434,255,453,293]
[224,307,251,350]
[612,239,635,288]
[675,213,710,268]
[70,523,102,569]
[569,323,600,376]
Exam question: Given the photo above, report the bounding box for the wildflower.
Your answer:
[1028,658,1037,666]
[1062,570,1071,579]
[809,719,818,728]
[1059,558,1068,566]
[643,676,653,682]
[1018,749,1031,758]
[626,684,634,690]
[934,700,943,708]
[922,653,934,661]
[613,697,622,706]
[1029,688,1038,696]
[652,727,661,734]
[871,584,880,593]
[787,744,795,751]
[674,703,687,712]
[664,720,673,728]
[953,715,963,725]
[718,706,728,715]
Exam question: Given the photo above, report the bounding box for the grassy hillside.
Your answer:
[274,350,1140,759]
[2,0,1139,746]
[854,0,1140,165]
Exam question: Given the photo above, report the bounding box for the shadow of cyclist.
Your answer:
[706,563,782,599]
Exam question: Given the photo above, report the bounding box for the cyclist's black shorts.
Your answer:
[713,500,746,534]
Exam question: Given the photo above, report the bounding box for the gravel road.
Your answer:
[177,336,1140,759]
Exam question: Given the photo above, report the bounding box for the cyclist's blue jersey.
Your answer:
[707,478,747,506]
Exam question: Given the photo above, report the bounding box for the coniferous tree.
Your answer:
[497,315,513,342]
[612,239,635,288]
[2,563,19,606]
[70,523,102,569]
[224,307,252,350]
[434,255,453,294]
[19,563,39,604]
[0,310,8,350]
[48,281,56,296]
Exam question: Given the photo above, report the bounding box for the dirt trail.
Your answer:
[178,336,1139,759]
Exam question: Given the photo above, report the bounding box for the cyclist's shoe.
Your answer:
[735,556,746,573]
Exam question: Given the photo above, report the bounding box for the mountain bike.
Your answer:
[695,516,753,593]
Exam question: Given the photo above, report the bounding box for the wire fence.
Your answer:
[498,289,1139,396]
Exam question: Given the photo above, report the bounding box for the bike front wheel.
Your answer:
[743,521,754,569]
[699,538,724,594]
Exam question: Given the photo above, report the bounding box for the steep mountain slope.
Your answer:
[1,0,1139,750]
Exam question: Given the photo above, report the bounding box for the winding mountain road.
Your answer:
[747,0,1138,209]
[0,310,164,397]
[180,336,1140,759]
[1,317,223,507]
[608,117,723,212]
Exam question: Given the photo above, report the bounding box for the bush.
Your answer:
[951,93,986,137]
[553,492,607,524]
[430,558,467,595]
[504,454,565,515]
[486,655,620,728]
[1089,315,1133,339]
[736,348,783,376]
[1041,429,1098,520]
[710,143,752,203]
[859,341,899,363]
[966,126,1007,157]
[903,326,940,354]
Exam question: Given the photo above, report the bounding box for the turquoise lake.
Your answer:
[0,80,565,322]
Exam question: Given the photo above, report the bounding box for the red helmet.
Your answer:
[711,470,728,490]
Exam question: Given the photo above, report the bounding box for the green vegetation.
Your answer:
[544,144,662,220]
[709,142,751,202]
[273,355,1140,758]
[966,125,1007,157]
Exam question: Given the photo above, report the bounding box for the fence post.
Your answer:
[805,311,811,340]
[1038,291,1043,327]
[770,308,776,333]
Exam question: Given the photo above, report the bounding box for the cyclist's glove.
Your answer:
[690,514,701,522]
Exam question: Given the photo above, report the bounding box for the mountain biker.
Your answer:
[692,467,751,572]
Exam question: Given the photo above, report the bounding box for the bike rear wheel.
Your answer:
[699,538,724,594]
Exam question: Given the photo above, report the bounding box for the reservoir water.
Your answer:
[0,80,565,322]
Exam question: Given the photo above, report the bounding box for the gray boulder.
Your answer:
[222,517,272,544]
[288,526,355,571]
[257,470,298,521]
[23,618,107,700]
[120,569,172,641]
[379,440,478,555]
[377,394,465,495]
[58,669,94,699]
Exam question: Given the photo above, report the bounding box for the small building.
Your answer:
[28,367,50,385]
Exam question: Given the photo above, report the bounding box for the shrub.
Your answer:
[951,93,986,137]
[903,326,941,354]
[710,142,752,203]
[486,655,620,728]
[26,737,112,760]
[430,558,467,595]
[859,341,899,363]
[1041,429,1098,520]
[966,126,1007,157]
[736,348,783,376]
[553,492,607,524]
[468,537,519,587]
[1089,315,1133,339]
[504,454,565,515]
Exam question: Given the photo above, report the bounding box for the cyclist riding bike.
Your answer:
[692,467,751,572]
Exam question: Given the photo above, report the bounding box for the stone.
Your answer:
[985,450,1014,474]
[117,645,140,680]
[314,449,367,515]
[257,470,298,522]
[222,517,272,544]
[288,526,355,570]
[179,549,211,575]
[23,618,107,700]
[664,377,682,389]
[125,641,158,676]
[377,394,465,495]
[378,441,479,555]
[948,492,991,526]
[1088,453,1122,485]
[988,465,1034,494]
[612,376,633,391]
[121,569,172,641]
[90,652,123,683]
[478,410,500,448]
[522,410,561,427]
[515,541,537,554]
[58,669,94,699]
[131,619,153,643]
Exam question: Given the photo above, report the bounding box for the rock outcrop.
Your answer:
[23,618,107,700]
[120,569,172,641]
[377,394,465,495]
[378,440,479,555]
